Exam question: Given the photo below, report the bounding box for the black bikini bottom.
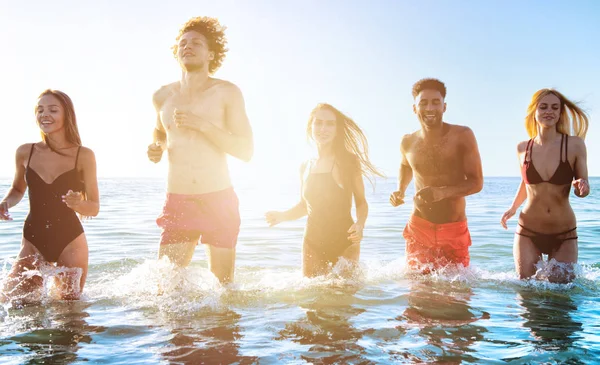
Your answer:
[516,224,577,255]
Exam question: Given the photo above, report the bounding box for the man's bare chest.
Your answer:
[160,90,226,130]
[407,141,463,175]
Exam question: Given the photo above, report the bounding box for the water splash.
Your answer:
[1,260,83,312]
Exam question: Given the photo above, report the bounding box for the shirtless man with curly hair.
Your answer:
[147,17,253,284]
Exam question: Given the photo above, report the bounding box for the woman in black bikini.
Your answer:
[1,89,99,303]
[500,89,589,283]
[265,103,383,277]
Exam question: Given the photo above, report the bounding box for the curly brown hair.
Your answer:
[412,78,446,99]
[172,16,228,74]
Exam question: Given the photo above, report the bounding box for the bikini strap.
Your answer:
[330,157,336,173]
[558,134,564,162]
[525,139,533,162]
[26,143,35,168]
[74,146,82,168]
[563,134,568,162]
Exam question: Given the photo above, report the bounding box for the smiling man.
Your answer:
[147,17,253,284]
[389,78,483,270]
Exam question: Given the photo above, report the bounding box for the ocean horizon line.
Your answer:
[1,175,598,180]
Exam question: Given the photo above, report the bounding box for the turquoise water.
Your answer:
[1,177,599,364]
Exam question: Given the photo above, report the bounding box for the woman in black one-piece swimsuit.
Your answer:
[1,89,100,304]
[265,103,383,277]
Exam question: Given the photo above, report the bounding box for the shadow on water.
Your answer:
[160,309,258,365]
[516,288,585,364]
[395,280,490,364]
[276,284,372,365]
[0,301,106,365]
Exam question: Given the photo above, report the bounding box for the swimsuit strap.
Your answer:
[562,134,568,163]
[525,139,534,162]
[518,223,577,236]
[27,144,35,168]
[74,146,82,168]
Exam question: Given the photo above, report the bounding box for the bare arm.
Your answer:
[281,199,308,221]
[509,179,527,210]
[265,162,308,226]
[390,135,413,206]
[439,127,483,199]
[353,173,368,227]
[348,167,368,244]
[147,89,168,163]
[152,90,167,146]
[398,146,413,195]
[1,144,29,210]
[572,137,590,197]
[509,143,528,209]
[281,162,309,221]
[500,142,528,229]
[194,84,254,162]
[67,148,100,217]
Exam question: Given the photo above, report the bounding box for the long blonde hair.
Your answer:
[306,103,384,187]
[525,88,589,139]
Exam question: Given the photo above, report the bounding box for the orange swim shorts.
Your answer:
[403,214,471,269]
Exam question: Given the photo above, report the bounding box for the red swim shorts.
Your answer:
[156,187,241,249]
[403,214,471,269]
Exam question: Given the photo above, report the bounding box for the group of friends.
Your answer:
[0,17,591,303]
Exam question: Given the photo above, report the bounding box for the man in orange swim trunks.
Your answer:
[390,79,483,270]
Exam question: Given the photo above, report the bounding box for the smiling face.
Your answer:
[36,94,65,135]
[535,93,561,129]
[176,30,214,72]
[413,89,446,128]
[310,108,338,146]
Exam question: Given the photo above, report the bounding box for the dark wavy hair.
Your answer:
[307,103,384,187]
[412,78,447,99]
[172,16,228,74]
[36,89,82,154]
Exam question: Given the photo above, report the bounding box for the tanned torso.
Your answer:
[403,124,470,223]
[156,79,233,195]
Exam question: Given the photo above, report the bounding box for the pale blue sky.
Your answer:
[0,0,598,180]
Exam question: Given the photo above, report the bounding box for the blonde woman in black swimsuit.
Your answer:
[1,89,99,303]
[500,89,589,283]
[265,103,383,277]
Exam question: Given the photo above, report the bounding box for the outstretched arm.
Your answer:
[0,145,29,220]
[281,162,309,220]
[265,162,308,226]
